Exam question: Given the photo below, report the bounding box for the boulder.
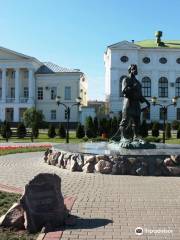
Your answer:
[167,166,180,176]
[164,157,175,166]
[82,162,95,173]
[66,154,82,171]
[0,203,24,230]
[170,155,180,165]
[95,155,109,163]
[112,158,130,175]
[20,173,67,233]
[57,152,65,168]
[95,160,112,174]
[84,155,96,164]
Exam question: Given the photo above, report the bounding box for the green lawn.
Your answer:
[0,191,37,240]
[0,131,83,143]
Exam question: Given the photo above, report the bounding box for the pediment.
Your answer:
[0,46,33,61]
[108,41,140,50]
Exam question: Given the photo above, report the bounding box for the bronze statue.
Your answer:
[117,64,153,148]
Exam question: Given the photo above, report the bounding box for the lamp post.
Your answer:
[56,96,82,143]
[151,96,178,143]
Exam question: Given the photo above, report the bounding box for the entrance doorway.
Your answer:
[5,108,14,122]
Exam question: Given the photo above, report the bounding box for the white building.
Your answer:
[104,32,180,122]
[0,46,87,126]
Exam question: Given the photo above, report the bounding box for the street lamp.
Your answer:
[151,96,178,143]
[56,96,82,143]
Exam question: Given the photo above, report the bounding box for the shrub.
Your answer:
[48,124,56,138]
[85,116,96,138]
[171,120,180,130]
[1,121,12,141]
[32,124,39,138]
[58,124,66,138]
[165,123,171,139]
[177,126,180,139]
[140,120,148,138]
[82,136,89,142]
[152,122,159,137]
[17,123,26,138]
[76,123,85,138]
[93,117,99,136]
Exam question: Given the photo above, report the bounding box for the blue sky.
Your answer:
[0,0,180,100]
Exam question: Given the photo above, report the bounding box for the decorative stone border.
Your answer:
[43,148,180,176]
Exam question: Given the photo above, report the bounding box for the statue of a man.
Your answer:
[120,64,150,141]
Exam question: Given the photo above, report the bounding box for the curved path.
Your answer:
[0,152,180,239]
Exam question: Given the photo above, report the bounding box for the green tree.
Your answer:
[93,117,99,136]
[76,123,85,138]
[58,124,66,138]
[32,124,39,138]
[48,124,56,138]
[17,123,27,138]
[152,122,159,137]
[165,123,171,139]
[23,107,44,128]
[140,120,149,138]
[1,121,12,141]
[177,125,180,139]
[85,116,96,138]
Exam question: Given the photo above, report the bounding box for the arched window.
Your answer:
[159,77,168,97]
[175,77,180,97]
[142,77,151,97]
[119,75,126,97]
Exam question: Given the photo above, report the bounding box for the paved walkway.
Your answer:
[0,152,180,239]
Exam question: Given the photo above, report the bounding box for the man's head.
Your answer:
[128,64,138,76]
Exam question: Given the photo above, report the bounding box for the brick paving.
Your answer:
[0,152,180,239]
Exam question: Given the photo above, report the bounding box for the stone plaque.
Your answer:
[20,173,66,233]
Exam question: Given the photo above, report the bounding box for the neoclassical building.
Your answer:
[104,33,180,122]
[0,46,87,125]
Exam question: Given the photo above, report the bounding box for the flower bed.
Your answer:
[0,144,52,156]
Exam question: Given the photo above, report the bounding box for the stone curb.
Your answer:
[0,182,76,240]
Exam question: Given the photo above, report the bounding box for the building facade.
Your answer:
[104,34,180,122]
[0,47,87,125]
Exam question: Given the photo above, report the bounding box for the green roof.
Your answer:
[135,40,180,48]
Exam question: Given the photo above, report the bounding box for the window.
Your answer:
[11,88,15,98]
[177,108,180,120]
[159,77,168,97]
[159,57,167,64]
[120,56,128,63]
[24,87,29,98]
[119,75,126,97]
[176,58,180,64]
[142,77,151,97]
[176,78,180,97]
[51,110,56,120]
[142,57,150,64]
[0,71,2,79]
[37,87,43,100]
[65,86,71,100]
[0,87,2,98]
[160,108,167,120]
[11,71,15,79]
[51,87,57,100]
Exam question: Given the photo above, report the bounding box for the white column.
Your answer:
[28,69,35,104]
[14,107,19,122]
[15,68,20,103]
[2,68,6,103]
[0,107,6,121]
